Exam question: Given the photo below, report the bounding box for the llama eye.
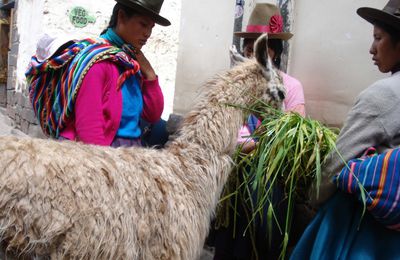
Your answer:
[278,90,285,100]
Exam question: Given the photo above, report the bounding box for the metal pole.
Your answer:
[277,0,293,73]
[231,0,244,67]
[232,0,244,52]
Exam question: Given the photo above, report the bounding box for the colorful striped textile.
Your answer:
[26,38,140,138]
[333,147,400,231]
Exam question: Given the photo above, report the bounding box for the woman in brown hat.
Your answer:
[236,3,306,153]
[290,0,400,259]
[28,0,170,147]
[211,4,308,260]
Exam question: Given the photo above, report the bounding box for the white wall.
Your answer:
[289,0,384,126]
[15,0,45,91]
[173,0,236,115]
[15,0,180,119]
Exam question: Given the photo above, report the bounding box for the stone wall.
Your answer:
[5,0,41,136]
[0,83,5,107]
[0,6,10,107]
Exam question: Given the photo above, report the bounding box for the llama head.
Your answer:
[227,34,285,113]
[252,33,286,111]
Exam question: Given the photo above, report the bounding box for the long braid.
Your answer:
[101,3,137,35]
[101,4,120,35]
[268,39,283,70]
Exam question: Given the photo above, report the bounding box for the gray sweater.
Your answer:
[312,71,400,205]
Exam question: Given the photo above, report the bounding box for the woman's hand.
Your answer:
[240,140,257,154]
[289,104,306,117]
[135,49,157,80]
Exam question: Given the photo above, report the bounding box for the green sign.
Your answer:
[69,6,96,28]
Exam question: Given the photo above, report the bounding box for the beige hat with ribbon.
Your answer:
[234,3,293,40]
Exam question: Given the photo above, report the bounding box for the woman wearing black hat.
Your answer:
[28,0,170,147]
[291,1,400,259]
[71,0,170,147]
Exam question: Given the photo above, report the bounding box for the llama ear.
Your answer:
[254,33,273,78]
[229,45,247,66]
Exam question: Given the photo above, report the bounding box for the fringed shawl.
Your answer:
[26,38,140,138]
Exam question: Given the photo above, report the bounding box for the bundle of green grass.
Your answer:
[215,107,339,259]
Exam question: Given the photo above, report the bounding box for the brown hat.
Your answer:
[357,0,400,30]
[116,0,171,26]
[234,3,293,40]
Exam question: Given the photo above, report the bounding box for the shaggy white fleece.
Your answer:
[0,34,285,260]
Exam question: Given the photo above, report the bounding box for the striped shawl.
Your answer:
[26,38,140,138]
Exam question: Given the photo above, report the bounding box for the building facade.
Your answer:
[0,0,386,137]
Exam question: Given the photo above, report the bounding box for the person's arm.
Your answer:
[134,50,164,123]
[241,140,257,154]
[312,86,387,205]
[74,62,115,145]
[135,50,156,80]
[141,77,164,123]
[237,125,257,153]
[282,73,306,116]
[289,104,306,116]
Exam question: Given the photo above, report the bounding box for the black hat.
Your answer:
[116,0,171,26]
[357,0,400,30]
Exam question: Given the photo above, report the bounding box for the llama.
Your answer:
[0,34,284,260]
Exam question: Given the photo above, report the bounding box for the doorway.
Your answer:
[0,0,14,107]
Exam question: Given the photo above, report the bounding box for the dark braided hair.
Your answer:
[267,39,283,69]
[374,21,400,73]
[101,3,138,35]
[374,21,400,45]
[242,38,284,69]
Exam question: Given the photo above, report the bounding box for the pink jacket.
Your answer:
[60,60,164,146]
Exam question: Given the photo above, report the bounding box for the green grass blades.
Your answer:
[216,108,339,260]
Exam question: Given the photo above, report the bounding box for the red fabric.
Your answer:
[60,60,163,146]
[246,14,284,33]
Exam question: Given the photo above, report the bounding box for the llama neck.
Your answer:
[170,63,259,155]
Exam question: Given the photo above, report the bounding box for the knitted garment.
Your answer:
[26,38,140,138]
[334,147,400,231]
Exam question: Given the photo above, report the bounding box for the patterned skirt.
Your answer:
[111,137,141,148]
[58,136,141,148]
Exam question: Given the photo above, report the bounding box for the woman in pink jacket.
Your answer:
[28,0,169,148]
[60,0,169,147]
